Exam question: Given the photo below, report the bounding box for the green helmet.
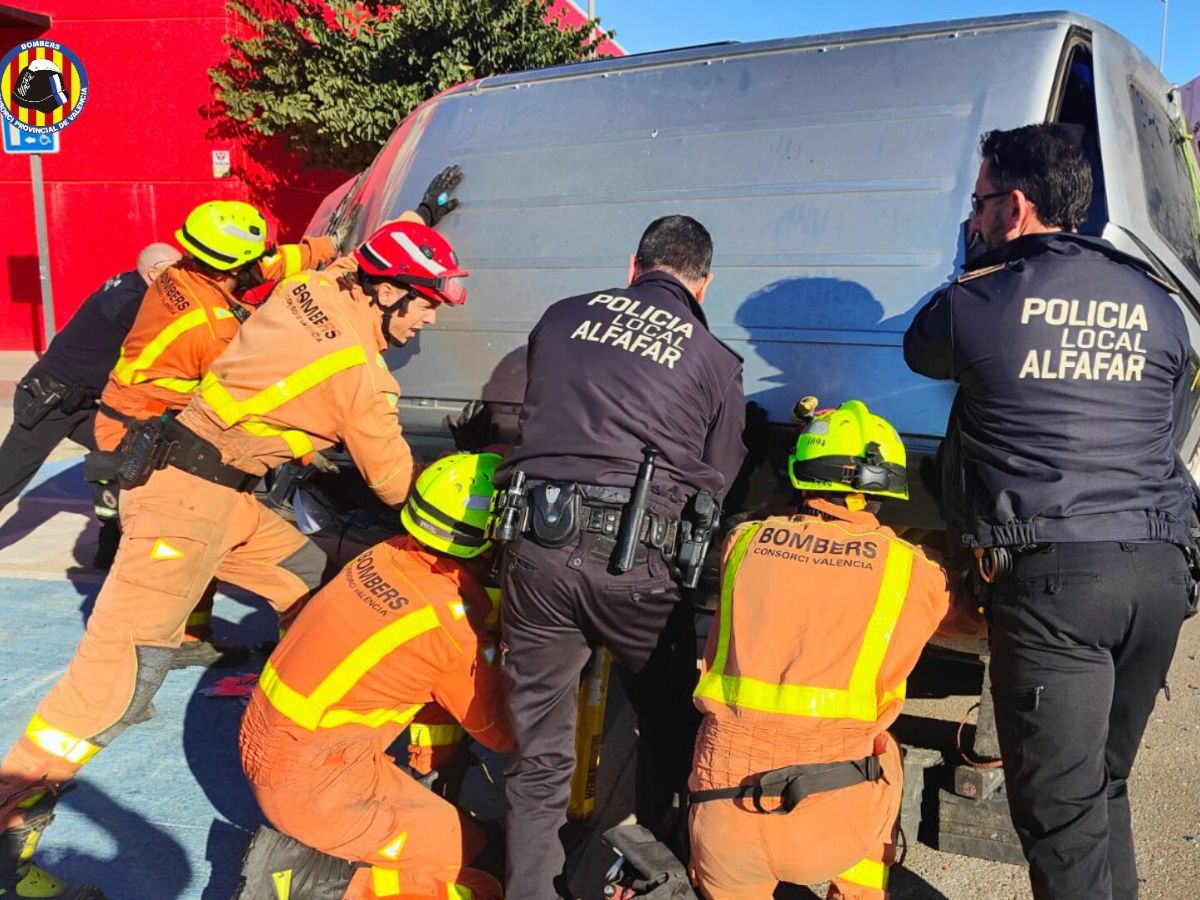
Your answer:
[787,400,908,500]
[400,452,502,558]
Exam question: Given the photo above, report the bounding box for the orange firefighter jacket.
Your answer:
[242,535,513,762]
[99,236,337,422]
[692,499,975,790]
[177,253,418,507]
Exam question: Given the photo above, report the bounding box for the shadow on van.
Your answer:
[734,276,895,416]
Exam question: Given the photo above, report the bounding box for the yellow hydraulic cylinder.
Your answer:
[567,647,613,821]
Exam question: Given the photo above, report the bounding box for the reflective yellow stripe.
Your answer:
[315,704,422,730]
[445,885,474,900]
[280,244,303,275]
[24,714,101,765]
[838,857,889,890]
[271,868,293,899]
[409,722,465,747]
[694,528,913,722]
[378,832,408,861]
[146,375,201,395]
[187,610,211,627]
[198,344,366,458]
[239,419,314,458]
[259,606,441,731]
[201,345,367,424]
[372,867,402,896]
[114,307,235,386]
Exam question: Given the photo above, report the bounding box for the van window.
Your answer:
[1129,81,1200,282]
[1053,45,1106,236]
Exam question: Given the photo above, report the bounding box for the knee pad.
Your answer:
[92,647,174,747]
[232,825,356,900]
[281,539,329,593]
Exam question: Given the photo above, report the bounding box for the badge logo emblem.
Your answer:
[1,40,88,133]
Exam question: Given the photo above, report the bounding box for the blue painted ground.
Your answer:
[0,457,513,900]
[0,457,286,899]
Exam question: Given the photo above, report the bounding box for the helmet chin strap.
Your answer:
[378,294,413,349]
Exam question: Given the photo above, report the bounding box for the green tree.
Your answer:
[211,0,613,170]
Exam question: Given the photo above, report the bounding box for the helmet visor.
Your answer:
[400,268,470,306]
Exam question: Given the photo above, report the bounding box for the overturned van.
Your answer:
[294,10,1200,532]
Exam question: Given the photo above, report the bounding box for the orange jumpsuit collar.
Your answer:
[800,497,881,530]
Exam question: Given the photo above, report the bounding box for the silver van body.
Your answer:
[311,11,1200,521]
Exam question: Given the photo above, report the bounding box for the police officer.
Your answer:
[0,244,179,563]
[497,215,746,899]
[904,124,1194,900]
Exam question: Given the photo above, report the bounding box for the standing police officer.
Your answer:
[0,244,179,564]
[497,215,745,899]
[904,124,1194,900]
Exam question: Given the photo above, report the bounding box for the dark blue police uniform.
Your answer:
[0,271,145,513]
[498,270,745,899]
[905,232,1195,900]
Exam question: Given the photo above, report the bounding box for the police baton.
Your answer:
[611,446,660,575]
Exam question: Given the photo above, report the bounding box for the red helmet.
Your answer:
[354,221,469,306]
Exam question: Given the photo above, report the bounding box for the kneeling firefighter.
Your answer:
[0,185,469,897]
[688,401,982,900]
[236,452,513,900]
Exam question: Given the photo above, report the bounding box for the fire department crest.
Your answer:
[0,40,88,133]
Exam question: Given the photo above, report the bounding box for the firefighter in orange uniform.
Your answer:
[89,200,338,662]
[0,186,468,898]
[688,401,982,900]
[236,452,512,900]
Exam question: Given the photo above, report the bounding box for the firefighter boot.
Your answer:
[0,791,107,899]
[171,593,250,671]
[232,825,356,900]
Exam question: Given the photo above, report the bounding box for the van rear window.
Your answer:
[1129,82,1200,284]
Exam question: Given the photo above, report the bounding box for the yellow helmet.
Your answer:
[400,452,502,558]
[788,400,908,500]
[175,200,267,271]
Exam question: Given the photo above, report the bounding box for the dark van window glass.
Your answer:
[1129,81,1200,283]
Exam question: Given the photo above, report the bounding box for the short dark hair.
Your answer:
[979,124,1092,231]
[635,215,713,282]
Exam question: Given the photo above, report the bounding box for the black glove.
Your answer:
[417,164,464,228]
[446,400,497,451]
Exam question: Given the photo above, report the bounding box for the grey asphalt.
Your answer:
[0,351,1196,899]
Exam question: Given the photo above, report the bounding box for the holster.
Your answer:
[14,375,64,429]
[115,416,172,489]
[58,383,97,415]
[528,482,581,548]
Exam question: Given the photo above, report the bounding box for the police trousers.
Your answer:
[500,532,699,900]
[988,541,1191,900]
[0,382,96,514]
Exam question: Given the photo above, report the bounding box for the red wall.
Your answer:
[0,1,623,351]
[0,1,349,351]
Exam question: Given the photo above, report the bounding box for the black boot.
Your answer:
[232,825,356,900]
[0,792,107,899]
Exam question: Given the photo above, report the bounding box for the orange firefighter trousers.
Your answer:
[688,733,902,900]
[241,704,501,900]
[0,465,325,793]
